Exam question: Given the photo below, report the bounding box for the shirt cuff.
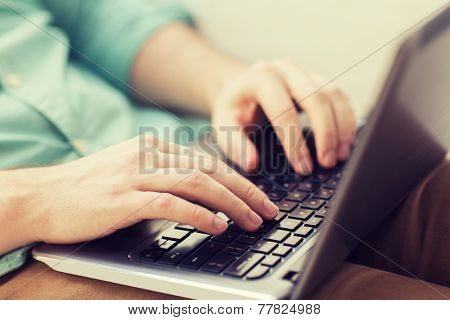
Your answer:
[0,243,36,277]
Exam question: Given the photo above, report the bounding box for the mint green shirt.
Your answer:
[0,0,205,276]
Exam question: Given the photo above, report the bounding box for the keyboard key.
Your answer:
[224,252,264,277]
[149,238,177,251]
[286,191,309,202]
[140,248,165,262]
[305,216,323,227]
[277,218,302,231]
[296,180,320,192]
[158,233,210,265]
[332,172,342,179]
[284,270,300,282]
[216,212,231,223]
[283,174,303,182]
[279,181,298,191]
[289,208,314,220]
[294,226,314,238]
[224,243,249,256]
[274,212,287,222]
[251,241,277,254]
[211,230,238,243]
[261,255,281,267]
[313,187,335,200]
[324,177,339,189]
[315,173,330,182]
[272,246,292,257]
[201,253,235,273]
[264,229,290,243]
[228,223,244,233]
[175,224,195,231]
[301,198,326,210]
[284,236,303,247]
[325,198,336,208]
[179,241,224,269]
[276,200,298,212]
[316,208,330,217]
[238,233,261,245]
[267,190,287,201]
[257,219,277,234]
[161,229,190,241]
[255,179,272,192]
[246,265,270,280]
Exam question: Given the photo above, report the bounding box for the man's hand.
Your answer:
[210,59,357,174]
[0,136,278,254]
[131,24,356,174]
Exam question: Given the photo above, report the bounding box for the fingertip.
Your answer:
[212,216,228,233]
[297,157,313,175]
[246,153,259,172]
[263,198,279,218]
[296,147,313,175]
[321,149,337,168]
[337,143,351,160]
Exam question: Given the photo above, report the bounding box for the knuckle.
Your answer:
[186,169,205,188]
[327,86,344,100]
[156,193,174,210]
[201,158,218,174]
[314,91,330,106]
[188,205,202,224]
[243,183,256,199]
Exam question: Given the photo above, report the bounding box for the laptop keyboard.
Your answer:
[136,165,343,280]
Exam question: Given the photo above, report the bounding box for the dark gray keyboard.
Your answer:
[136,165,342,281]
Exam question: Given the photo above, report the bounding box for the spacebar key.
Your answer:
[224,252,264,277]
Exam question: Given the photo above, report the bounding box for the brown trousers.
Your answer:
[1,159,449,299]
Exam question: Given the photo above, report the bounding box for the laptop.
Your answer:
[33,7,450,299]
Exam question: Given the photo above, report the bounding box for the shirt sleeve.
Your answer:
[40,0,193,92]
[0,244,36,277]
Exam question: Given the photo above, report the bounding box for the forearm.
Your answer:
[0,169,40,255]
[130,22,246,114]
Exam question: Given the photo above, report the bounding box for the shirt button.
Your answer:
[73,139,87,153]
[4,73,22,89]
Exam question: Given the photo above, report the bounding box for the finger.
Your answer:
[215,123,260,172]
[135,191,228,234]
[153,153,279,220]
[138,168,266,231]
[327,87,356,160]
[274,60,339,168]
[308,73,357,160]
[245,62,313,174]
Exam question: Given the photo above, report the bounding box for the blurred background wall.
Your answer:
[182,0,447,119]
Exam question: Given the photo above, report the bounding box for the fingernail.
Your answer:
[338,144,350,160]
[213,216,228,232]
[263,198,279,217]
[249,210,263,226]
[324,149,337,167]
[297,158,312,174]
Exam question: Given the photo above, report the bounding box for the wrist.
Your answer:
[204,56,247,112]
[0,168,50,254]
